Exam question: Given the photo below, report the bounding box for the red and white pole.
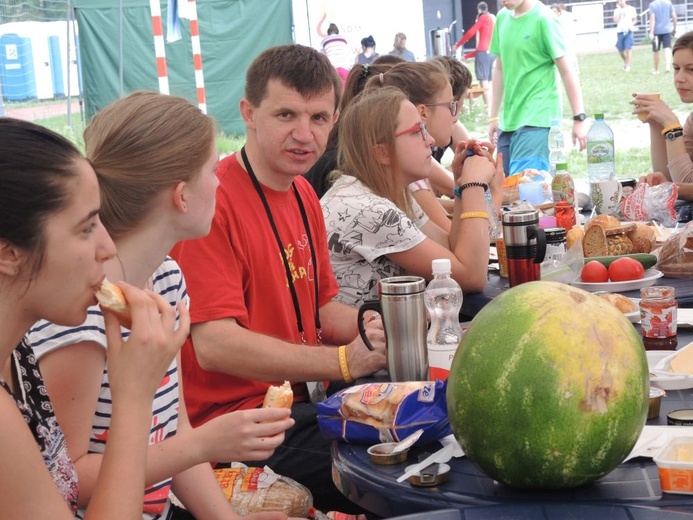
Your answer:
[149,0,169,94]
[187,0,207,113]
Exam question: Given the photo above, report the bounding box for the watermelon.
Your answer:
[447,281,648,489]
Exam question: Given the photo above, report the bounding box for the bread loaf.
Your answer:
[566,225,584,251]
[339,381,429,429]
[657,224,693,278]
[585,214,620,232]
[606,233,634,256]
[627,224,655,254]
[582,225,608,257]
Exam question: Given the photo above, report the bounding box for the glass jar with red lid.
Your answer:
[640,286,678,350]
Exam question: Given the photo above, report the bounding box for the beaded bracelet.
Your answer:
[661,124,684,136]
[460,211,489,220]
[338,345,352,383]
[454,182,489,198]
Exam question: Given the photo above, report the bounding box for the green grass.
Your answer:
[35,45,689,179]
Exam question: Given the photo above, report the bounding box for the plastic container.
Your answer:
[654,436,693,494]
[367,443,410,465]
[424,259,463,381]
[548,118,566,174]
[586,114,615,181]
[667,409,693,426]
[649,387,665,420]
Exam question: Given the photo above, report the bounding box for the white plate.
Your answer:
[648,342,693,390]
[625,297,641,323]
[570,269,663,293]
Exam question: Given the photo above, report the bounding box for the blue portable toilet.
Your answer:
[0,33,37,101]
[48,35,65,98]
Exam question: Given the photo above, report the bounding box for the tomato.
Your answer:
[581,261,609,283]
[608,257,645,282]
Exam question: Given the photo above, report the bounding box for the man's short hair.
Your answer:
[245,44,342,111]
[478,2,488,12]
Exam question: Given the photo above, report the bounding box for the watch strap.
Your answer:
[572,113,586,122]
[665,128,684,141]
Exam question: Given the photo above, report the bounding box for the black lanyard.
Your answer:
[240,147,321,344]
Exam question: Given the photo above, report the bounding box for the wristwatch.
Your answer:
[664,127,684,141]
[573,113,586,122]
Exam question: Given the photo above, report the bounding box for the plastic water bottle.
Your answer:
[424,259,463,380]
[548,118,566,174]
[586,113,615,181]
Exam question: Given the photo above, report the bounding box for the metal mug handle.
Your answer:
[527,225,547,264]
[357,299,380,351]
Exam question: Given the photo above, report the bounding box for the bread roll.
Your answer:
[95,279,132,328]
[598,293,637,314]
[262,381,293,408]
[606,233,634,256]
[566,225,584,251]
[339,382,428,429]
[627,224,655,254]
[584,214,620,232]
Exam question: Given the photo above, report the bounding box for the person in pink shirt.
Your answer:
[453,1,495,105]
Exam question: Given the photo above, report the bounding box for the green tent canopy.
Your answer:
[74,0,292,135]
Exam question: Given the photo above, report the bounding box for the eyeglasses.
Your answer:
[424,100,459,117]
[394,121,429,141]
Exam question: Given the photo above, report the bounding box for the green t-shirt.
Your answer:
[490,2,567,132]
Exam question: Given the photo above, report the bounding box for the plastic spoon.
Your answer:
[390,429,424,454]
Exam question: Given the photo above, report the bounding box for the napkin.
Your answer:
[623,425,693,462]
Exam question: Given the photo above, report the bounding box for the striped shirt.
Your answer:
[27,257,188,520]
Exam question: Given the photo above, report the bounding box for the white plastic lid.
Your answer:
[432,258,452,275]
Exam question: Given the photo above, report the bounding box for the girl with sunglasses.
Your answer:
[0,117,187,518]
[321,87,498,307]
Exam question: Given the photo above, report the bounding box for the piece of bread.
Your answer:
[582,224,608,257]
[262,381,293,408]
[627,224,655,254]
[585,214,620,232]
[339,381,428,429]
[598,293,637,314]
[566,225,584,251]
[95,279,132,328]
[606,233,634,256]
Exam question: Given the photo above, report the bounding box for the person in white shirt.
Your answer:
[614,0,638,72]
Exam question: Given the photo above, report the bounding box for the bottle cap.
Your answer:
[594,113,605,119]
[432,258,452,275]
[556,163,568,170]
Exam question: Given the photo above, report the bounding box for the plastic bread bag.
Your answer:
[316,380,451,445]
[656,221,693,278]
[621,181,679,227]
[213,464,313,517]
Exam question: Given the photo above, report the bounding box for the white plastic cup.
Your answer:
[518,182,544,206]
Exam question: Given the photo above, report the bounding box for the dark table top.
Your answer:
[332,332,693,519]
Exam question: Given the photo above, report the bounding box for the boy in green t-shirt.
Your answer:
[489,0,587,175]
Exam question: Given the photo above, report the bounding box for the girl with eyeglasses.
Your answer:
[0,117,187,519]
[321,87,498,307]
[366,60,504,232]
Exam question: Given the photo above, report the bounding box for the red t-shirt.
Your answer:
[455,13,494,52]
[171,153,339,426]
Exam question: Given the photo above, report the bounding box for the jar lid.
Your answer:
[544,228,567,242]
[667,409,693,425]
[641,286,676,299]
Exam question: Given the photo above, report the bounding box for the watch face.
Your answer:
[573,113,586,121]
[666,130,684,141]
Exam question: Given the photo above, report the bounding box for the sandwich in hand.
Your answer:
[263,381,293,408]
[95,278,132,328]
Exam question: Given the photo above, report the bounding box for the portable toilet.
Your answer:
[0,33,37,101]
[48,35,65,97]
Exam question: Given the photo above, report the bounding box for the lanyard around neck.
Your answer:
[239,147,321,344]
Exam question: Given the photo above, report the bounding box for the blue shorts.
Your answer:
[616,31,634,52]
[497,126,550,176]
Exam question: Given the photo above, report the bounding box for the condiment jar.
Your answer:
[544,228,567,264]
[640,286,678,350]
[554,201,576,231]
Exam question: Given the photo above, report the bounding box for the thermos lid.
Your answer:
[667,409,693,426]
[502,209,539,225]
[378,276,426,295]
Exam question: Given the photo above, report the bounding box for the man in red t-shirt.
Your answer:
[171,44,386,514]
[454,1,496,105]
